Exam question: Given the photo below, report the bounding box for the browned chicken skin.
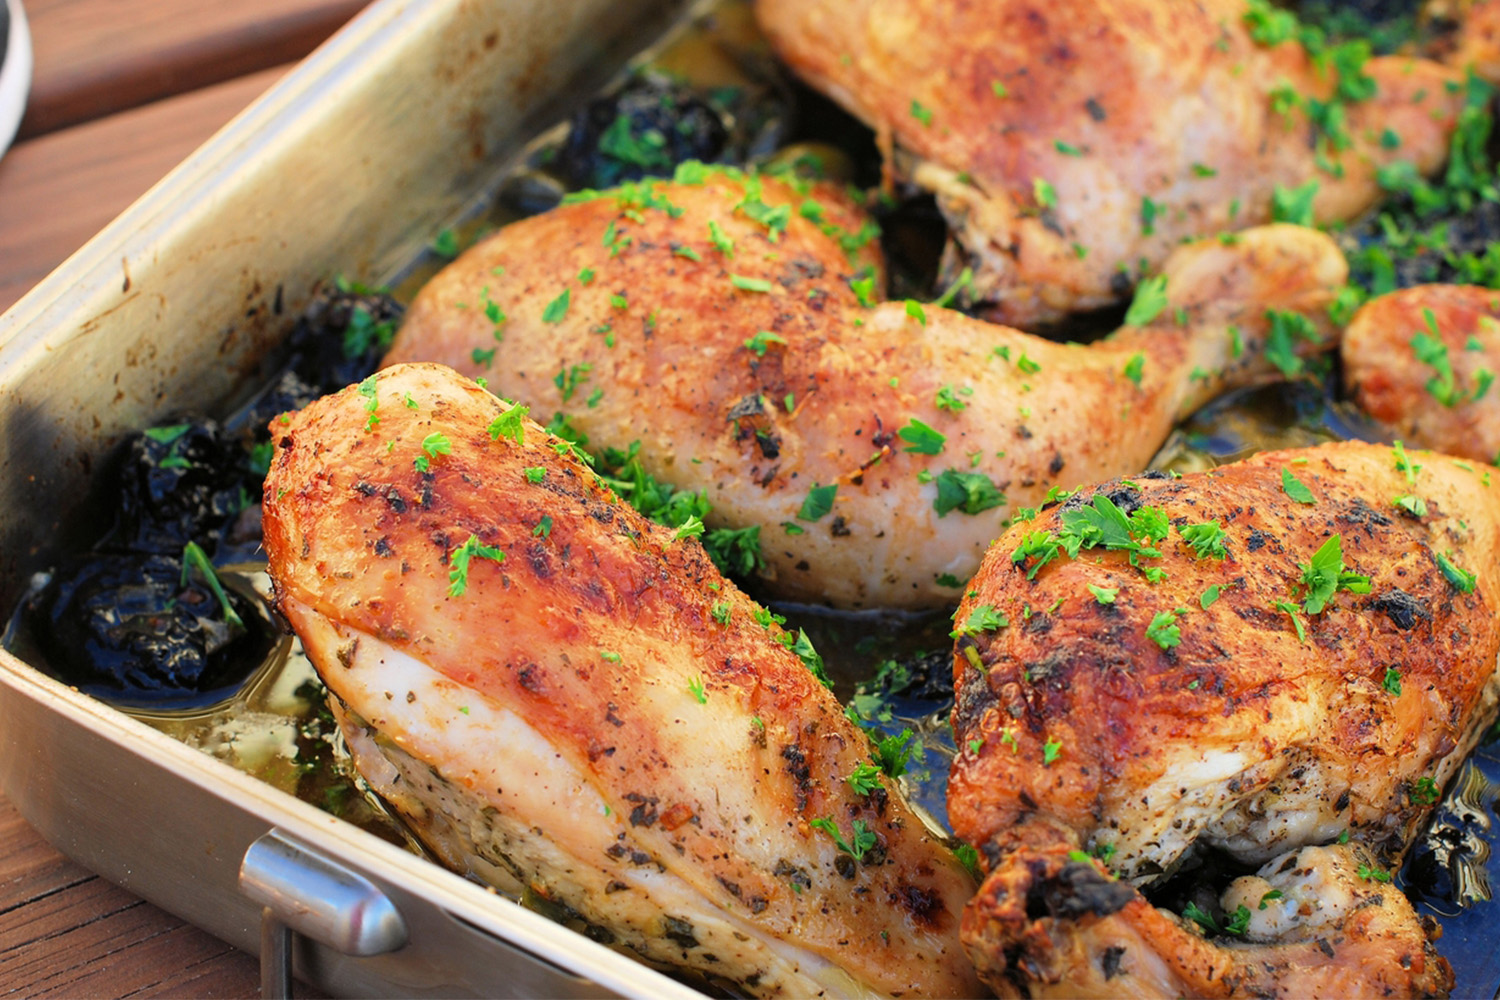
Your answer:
[947,440,1500,996]
[261,362,984,999]
[1342,283,1500,463]
[386,167,1347,608]
[964,828,1452,998]
[755,0,1471,326]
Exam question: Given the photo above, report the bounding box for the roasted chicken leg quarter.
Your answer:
[755,0,1472,326]
[948,441,1500,997]
[261,362,984,999]
[1342,283,1500,464]
[386,165,1348,609]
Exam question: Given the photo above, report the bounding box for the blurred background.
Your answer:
[0,0,370,311]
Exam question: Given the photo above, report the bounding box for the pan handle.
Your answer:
[239,828,409,996]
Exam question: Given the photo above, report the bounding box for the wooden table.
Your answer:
[0,3,368,994]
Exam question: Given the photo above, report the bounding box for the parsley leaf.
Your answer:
[1088,584,1117,604]
[846,763,882,797]
[1437,551,1478,593]
[797,483,838,521]
[541,288,571,324]
[809,817,877,861]
[1124,275,1169,327]
[933,468,1006,517]
[898,418,946,455]
[448,534,505,597]
[1300,534,1370,614]
[1179,521,1228,559]
[873,728,920,778]
[1145,608,1183,649]
[951,604,1009,637]
[744,330,786,356]
[1281,467,1316,504]
[1271,179,1319,226]
[487,402,529,444]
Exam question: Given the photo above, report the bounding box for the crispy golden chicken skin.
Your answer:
[755,0,1469,326]
[1342,284,1500,463]
[948,441,1500,996]
[261,362,984,999]
[386,166,1347,609]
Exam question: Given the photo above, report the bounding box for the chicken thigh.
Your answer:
[1342,283,1500,463]
[754,0,1471,326]
[261,362,984,999]
[948,440,1500,996]
[386,167,1348,609]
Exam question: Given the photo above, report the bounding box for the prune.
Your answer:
[24,553,276,705]
[556,72,731,189]
[112,420,254,557]
[19,281,396,705]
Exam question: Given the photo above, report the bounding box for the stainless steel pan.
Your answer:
[0,1,711,995]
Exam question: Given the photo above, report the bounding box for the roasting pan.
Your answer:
[0,0,714,995]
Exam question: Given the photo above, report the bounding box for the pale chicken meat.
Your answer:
[754,0,1472,326]
[948,440,1500,996]
[386,168,1348,609]
[1342,283,1500,463]
[260,362,984,999]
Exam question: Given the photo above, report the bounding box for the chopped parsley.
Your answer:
[909,99,934,126]
[708,220,734,255]
[1200,584,1222,609]
[1088,584,1118,604]
[687,676,707,704]
[809,817,876,861]
[1264,309,1319,378]
[1281,467,1316,504]
[1123,352,1145,387]
[797,483,838,521]
[430,228,458,258]
[487,402,529,443]
[744,330,787,356]
[1042,738,1063,766]
[553,363,592,403]
[541,288,571,324]
[1437,551,1478,593]
[951,604,1009,637]
[731,274,773,293]
[448,534,505,597]
[413,432,451,473]
[935,384,970,412]
[1124,274,1168,327]
[873,728,920,778]
[1411,309,1460,406]
[898,418,946,455]
[1271,179,1319,226]
[1275,600,1308,642]
[905,299,928,325]
[849,275,877,307]
[846,763,883,797]
[1179,520,1228,559]
[932,468,1006,517]
[1300,534,1370,614]
[1383,667,1402,696]
[1146,608,1184,649]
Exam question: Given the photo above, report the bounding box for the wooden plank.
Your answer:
[0,790,320,998]
[0,64,289,314]
[19,0,369,137]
